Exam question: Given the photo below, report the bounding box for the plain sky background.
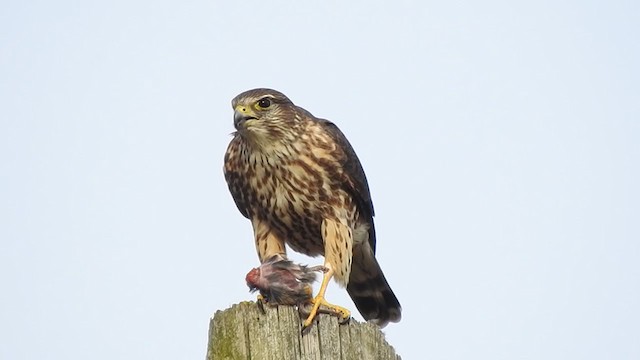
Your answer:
[1,1,639,359]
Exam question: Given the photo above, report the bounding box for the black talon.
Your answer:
[256,298,266,314]
[301,322,312,335]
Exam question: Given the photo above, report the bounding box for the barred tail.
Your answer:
[347,244,401,327]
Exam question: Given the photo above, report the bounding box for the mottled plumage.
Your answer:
[246,255,325,306]
[224,88,401,327]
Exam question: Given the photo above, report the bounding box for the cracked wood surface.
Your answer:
[207,302,400,360]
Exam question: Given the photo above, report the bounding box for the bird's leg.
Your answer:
[301,264,351,332]
[253,218,287,263]
[252,220,287,309]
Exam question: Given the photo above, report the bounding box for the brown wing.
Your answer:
[223,136,250,219]
[318,119,377,252]
[320,119,401,326]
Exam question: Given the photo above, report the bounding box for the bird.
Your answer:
[245,256,348,322]
[245,255,325,307]
[224,88,401,329]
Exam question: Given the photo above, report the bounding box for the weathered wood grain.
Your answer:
[207,302,400,360]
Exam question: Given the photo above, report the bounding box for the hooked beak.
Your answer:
[234,105,257,129]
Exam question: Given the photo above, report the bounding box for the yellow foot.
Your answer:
[300,265,350,333]
[301,295,351,332]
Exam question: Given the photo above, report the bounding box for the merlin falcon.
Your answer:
[223,88,401,328]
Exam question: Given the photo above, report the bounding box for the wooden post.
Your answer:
[207,302,400,360]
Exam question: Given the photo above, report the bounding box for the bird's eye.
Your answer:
[257,98,271,109]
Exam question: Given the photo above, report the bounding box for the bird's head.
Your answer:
[231,88,301,147]
[245,267,261,292]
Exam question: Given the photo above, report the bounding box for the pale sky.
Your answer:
[1,1,639,359]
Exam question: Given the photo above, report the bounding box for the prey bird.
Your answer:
[246,255,326,308]
[224,88,401,330]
